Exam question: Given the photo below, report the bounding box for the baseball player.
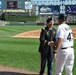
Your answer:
[54,14,74,75]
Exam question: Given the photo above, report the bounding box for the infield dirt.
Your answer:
[12,28,76,39]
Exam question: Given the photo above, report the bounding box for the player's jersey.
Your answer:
[56,24,74,48]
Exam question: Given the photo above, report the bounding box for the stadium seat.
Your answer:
[64,1,68,5]
[54,1,58,5]
[45,2,49,5]
[57,1,61,5]
[72,1,76,4]
[68,1,72,5]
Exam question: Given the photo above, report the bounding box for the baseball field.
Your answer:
[0,25,76,75]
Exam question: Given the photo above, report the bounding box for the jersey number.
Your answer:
[67,32,73,41]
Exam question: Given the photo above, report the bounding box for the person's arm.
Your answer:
[54,38,63,60]
[54,27,64,60]
[49,28,57,47]
[55,38,63,52]
[40,28,48,45]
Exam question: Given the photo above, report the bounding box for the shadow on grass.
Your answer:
[0,71,38,75]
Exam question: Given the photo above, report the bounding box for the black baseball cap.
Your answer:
[46,17,52,23]
[58,14,67,21]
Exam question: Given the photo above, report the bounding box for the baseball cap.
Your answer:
[58,14,67,21]
[46,17,53,23]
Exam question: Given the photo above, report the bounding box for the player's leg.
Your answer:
[65,49,74,75]
[39,53,47,75]
[56,50,68,75]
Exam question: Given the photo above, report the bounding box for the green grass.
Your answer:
[0,38,40,71]
[0,26,43,37]
[0,26,43,72]
[0,25,76,75]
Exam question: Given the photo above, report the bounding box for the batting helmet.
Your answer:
[58,14,67,21]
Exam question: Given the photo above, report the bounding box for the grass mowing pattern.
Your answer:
[0,26,44,72]
[0,26,76,75]
[0,38,40,71]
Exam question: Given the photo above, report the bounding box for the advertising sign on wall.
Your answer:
[7,1,18,9]
[66,5,76,14]
[39,5,60,15]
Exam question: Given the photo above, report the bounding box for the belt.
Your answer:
[61,46,73,49]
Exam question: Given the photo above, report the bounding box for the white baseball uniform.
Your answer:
[56,24,74,75]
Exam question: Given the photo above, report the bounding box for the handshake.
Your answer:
[48,41,55,46]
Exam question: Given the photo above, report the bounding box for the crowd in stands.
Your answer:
[37,14,76,25]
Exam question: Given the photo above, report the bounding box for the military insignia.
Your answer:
[42,28,45,30]
[53,31,55,34]
[47,31,49,35]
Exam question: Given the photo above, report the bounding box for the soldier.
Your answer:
[38,17,56,75]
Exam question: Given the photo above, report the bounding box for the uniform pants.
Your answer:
[56,48,74,75]
[39,52,53,75]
